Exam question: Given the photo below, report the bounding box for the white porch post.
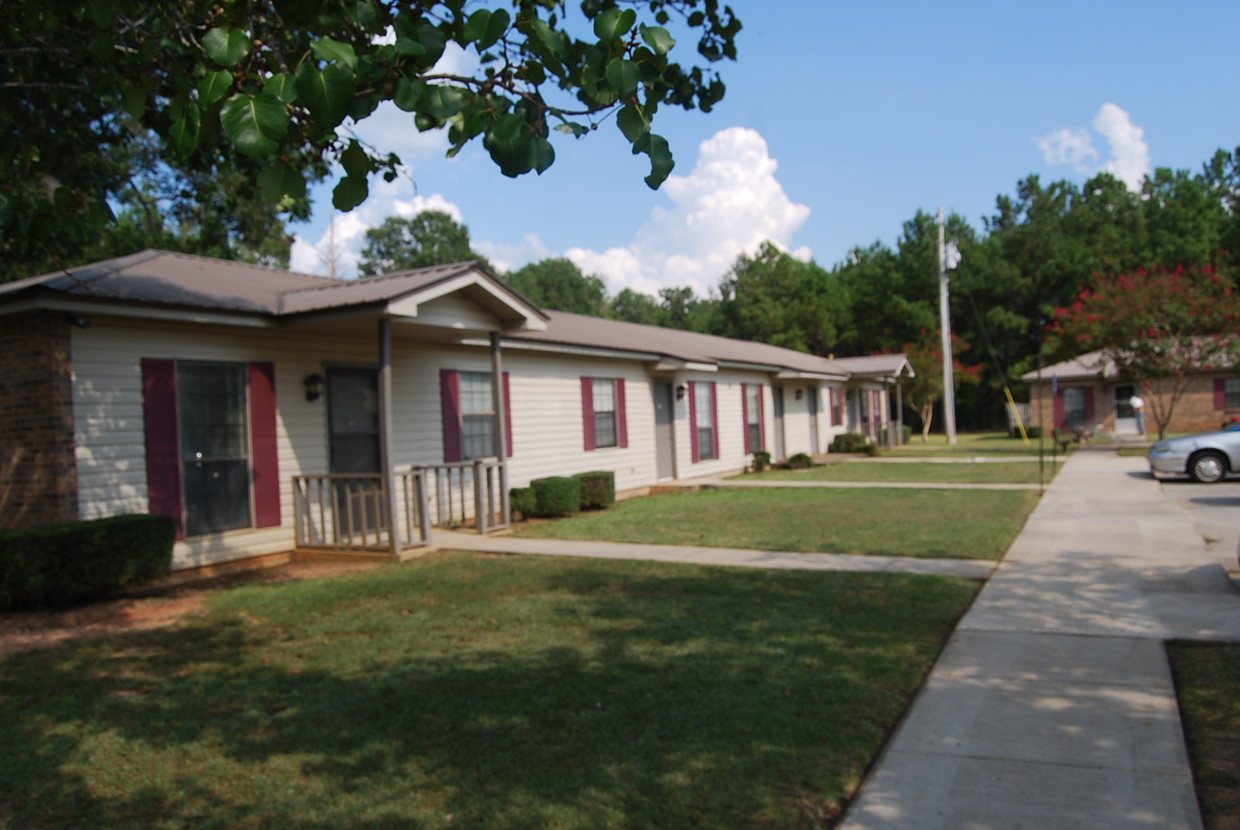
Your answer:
[378,319,401,555]
[896,379,905,445]
[490,332,510,526]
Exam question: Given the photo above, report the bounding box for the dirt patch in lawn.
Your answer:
[0,559,388,660]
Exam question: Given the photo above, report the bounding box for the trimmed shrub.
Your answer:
[509,487,537,521]
[0,514,176,611]
[530,476,581,517]
[830,432,870,453]
[902,425,913,444]
[574,471,615,510]
[1025,426,1043,439]
[786,452,814,469]
[751,450,771,473]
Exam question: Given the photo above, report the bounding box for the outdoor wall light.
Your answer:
[675,384,686,401]
[65,312,90,329]
[795,388,804,400]
[304,373,326,402]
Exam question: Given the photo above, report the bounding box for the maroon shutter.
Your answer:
[741,384,751,454]
[1054,387,1065,427]
[142,358,183,538]
[441,369,462,462]
[503,372,513,457]
[757,385,766,450]
[1084,387,1095,424]
[710,382,720,460]
[1215,378,1226,410]
[616,378,628,448]
[581,376,596,451]
[248,362,281,528]
[688,381,699,463]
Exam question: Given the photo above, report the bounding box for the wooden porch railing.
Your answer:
[293,459,509,553]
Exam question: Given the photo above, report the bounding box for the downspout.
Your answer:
[378,318,401,556]
[490,332,510,527]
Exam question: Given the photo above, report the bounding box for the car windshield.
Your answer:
[1225,421,1240,433]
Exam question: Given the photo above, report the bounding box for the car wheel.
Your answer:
[1189,450,1228,483]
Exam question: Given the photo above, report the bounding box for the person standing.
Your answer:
[1129,392,1146,434]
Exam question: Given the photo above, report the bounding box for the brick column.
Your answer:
[0,311,78,529]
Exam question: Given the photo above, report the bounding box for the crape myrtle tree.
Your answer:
[901,331,982,442]
[1046,265,1240,440]
[2,0,741,280]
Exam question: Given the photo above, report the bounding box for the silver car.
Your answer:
[1148,422,1240,483]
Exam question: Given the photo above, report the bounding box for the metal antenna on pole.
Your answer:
[938,207,958,445]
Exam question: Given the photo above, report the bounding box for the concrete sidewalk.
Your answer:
[432,529,996,580]
[838,451,1240,830]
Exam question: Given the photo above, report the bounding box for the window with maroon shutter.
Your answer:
[582,377,628,450]
[743,384,763,452]
[142,359,280,539]
[691,381,717,461]
[442,369,513,461]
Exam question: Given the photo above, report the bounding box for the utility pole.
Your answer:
[938,207,958,445]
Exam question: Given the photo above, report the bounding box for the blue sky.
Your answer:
[290,0,1240,297]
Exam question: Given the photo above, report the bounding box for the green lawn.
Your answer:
[742,460,1056,485]
[1167,641,1240,828]
[886,432,1055,457]
[516,487,1038,560]
[0,553,978,829]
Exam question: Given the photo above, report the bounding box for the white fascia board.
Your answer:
[717,360,784,373]
[467,337,660,363]
[0,297,274,328]
[387,273,547,331]
[774,370,850,382]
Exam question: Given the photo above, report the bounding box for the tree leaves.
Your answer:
[203,28,250,68]
[295,62,354,129]
[220,94,289,158]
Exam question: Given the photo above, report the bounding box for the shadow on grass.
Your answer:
[0,564,975,829]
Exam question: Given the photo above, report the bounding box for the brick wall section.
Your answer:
[0,311,78,529]
[1029,373,1240,436]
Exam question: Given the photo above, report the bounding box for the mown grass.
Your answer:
[885,432,1053,457]
[516,487,1038,560]
[1167,641,1240,829]
[0,553,978,829]
[742,460,1055,485]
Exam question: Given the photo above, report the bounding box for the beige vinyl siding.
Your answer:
[501,351,657,493]
[71,318,354,569]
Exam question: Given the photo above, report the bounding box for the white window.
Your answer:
[695,382,716,460]
[460,371,496,459]
[745,384,762,451]
[592,378,618,448]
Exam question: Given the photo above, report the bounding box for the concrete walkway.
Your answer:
[432,529,996,580]
[839,451,1240,830]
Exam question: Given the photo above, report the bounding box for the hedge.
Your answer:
[830,432,870,453]
[573,471,615,510]
[0,514,176,610]
[530,476,581,517]
[509,487,538,521]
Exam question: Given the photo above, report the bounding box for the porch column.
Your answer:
[896,379,905,445]
[490,332,510,526]
[378,319,401,555]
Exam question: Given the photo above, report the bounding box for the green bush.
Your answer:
[0,514,176,610]
[751,451,771,473]
[1025,426,1043,439]
[902,425,913,444]
[530,476,581,517]
[830,432,870,453]
[573,471,615,510]
[786,452,814,469]
[509,487,537,521]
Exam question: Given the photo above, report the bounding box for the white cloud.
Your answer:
[1034,103,1151,191]
[290,180,463,278]
[1092,102,1151,191]
[1034,127,1098,171]
[293,126,810,293]
[565,127,811,296]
